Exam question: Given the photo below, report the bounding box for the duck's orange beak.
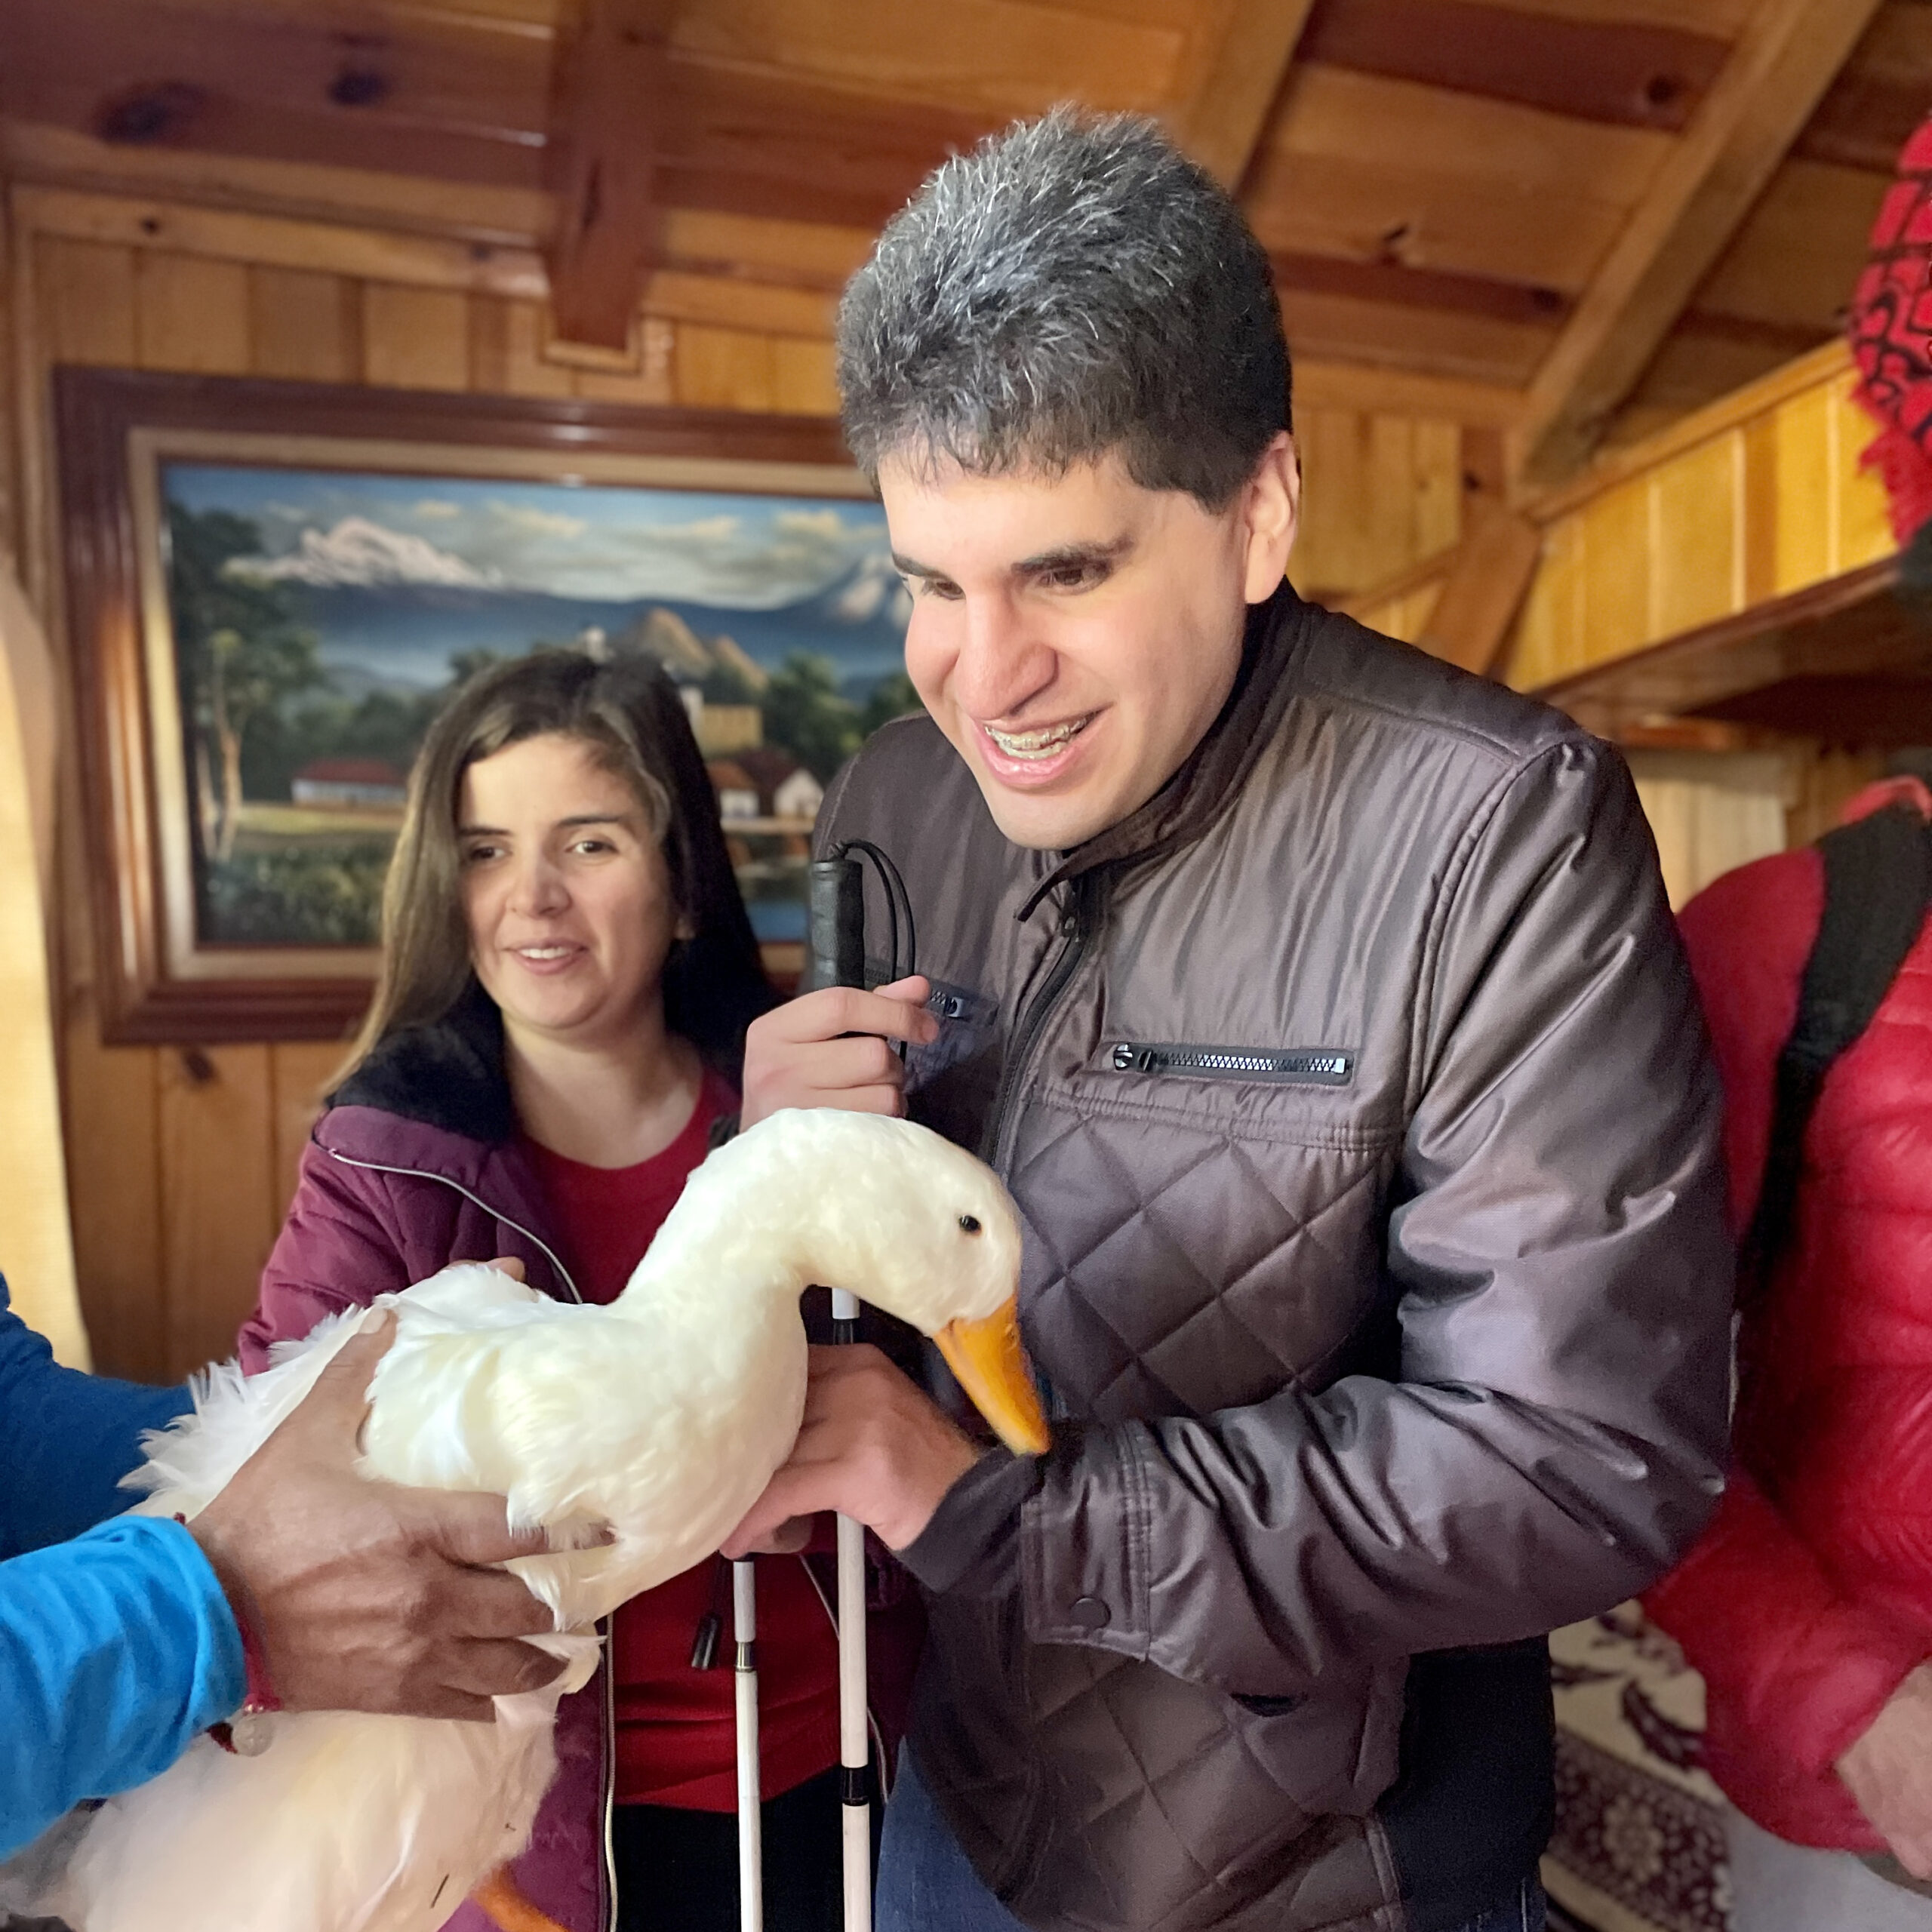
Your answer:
[935,1297,1051,1457]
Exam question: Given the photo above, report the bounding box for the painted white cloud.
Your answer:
[488,501,588,540]
[218,493,895,613]
[774,508,849,540]
[229,515,500,589]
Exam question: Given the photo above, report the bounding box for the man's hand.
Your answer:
[1838,1661,1932,1876]
[188,1310,567,1724]
[722,1344,980,1556]
[741,976,939,1128]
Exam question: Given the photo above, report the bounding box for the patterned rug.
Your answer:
[1541,1604,1731,1932]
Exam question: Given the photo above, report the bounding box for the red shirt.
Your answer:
[521,1069,840,1810]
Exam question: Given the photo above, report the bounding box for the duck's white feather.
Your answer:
[39,1110,1023,1932]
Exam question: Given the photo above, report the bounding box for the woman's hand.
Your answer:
[740,975,939,1127]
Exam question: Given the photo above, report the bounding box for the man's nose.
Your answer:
[952,595,1054,721]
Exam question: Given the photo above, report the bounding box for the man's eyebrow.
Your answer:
[890,537,1133,580]
[1014,535,1133,574]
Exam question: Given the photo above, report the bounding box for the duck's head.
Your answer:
[678,1108,1048,1455]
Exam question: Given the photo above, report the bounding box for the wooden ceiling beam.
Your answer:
[1271,249,1571,327]
[1518,0,1887,488]
[1171,0,1318,189]
[1296,0,1729,134]
[543,0,671,350]
[1294,357,1527,426]
[1415,506,1543,675]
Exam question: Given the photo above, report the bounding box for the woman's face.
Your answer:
[457,731,681,1051]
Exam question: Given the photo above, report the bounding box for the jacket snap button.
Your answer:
[1069,1595,1110,1630]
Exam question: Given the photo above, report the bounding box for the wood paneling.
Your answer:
[361,284,472,389]
[1626,748,1791,909]
[1294,407,1465,598]
[1518,0,1887,480]
[1503,344,1891,692]
[249,265,362,382]
[1799,1,1932,176]
[158,1042,278,1373]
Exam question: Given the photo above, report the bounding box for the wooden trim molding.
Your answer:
[1526,556,1915,739]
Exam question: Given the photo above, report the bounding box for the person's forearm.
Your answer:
[908,1364,1722,1698]
[0,1515,242,1859]
[0,1294,189,1557]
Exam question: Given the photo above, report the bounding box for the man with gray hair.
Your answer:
[731,108,1731,1932]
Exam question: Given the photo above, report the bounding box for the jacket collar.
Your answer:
[1016,583,1309,920]
[327,980,515,1143]
[313,993,577,1296]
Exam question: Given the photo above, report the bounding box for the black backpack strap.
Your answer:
[1739,804,1932,1298]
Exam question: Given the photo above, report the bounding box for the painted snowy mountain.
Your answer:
[248,546,912,695]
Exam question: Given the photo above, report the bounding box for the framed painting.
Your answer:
[54,369,913,1043]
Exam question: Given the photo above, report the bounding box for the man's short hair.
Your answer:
[837,107,1291,510]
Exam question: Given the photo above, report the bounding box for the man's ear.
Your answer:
[1240,432,1300,603]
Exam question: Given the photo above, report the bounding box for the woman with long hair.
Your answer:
[238,649,879,1932]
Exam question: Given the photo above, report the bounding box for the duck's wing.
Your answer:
[361,1303,808,1625]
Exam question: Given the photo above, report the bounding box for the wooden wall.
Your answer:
[2,176,1480,1383]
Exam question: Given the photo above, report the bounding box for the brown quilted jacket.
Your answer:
[817,589,1733,1932]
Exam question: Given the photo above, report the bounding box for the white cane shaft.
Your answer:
[842,1801,872,1930]
[835,1512,869,1767]
[734,1561,763,1932]
[830,1287,870,1930]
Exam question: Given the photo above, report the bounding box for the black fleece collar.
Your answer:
[328,981,516,1144]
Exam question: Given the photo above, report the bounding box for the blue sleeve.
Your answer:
[0,1277,191,1558]
[0,1513,244,1857]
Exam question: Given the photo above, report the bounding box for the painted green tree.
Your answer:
[761,651,860,781]
[166,504,322,859]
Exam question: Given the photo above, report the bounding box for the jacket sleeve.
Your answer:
[906,739,1734,1694]
[1646,1466,1925,1781]
[0,1514,244,1859]
[238,1140,413,1372]
[0,1281,189,1559]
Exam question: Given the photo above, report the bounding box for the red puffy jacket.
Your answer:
[1645,782,1932,1847]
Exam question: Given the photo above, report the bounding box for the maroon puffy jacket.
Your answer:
[1645,781,1932,1847]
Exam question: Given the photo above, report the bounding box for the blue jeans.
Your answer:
[876,1748,1546,1932]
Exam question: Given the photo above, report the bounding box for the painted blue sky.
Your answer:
[162,463,900,614]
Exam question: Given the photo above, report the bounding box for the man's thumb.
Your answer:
[303,1307,397,1426]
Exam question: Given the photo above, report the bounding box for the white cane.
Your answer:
[808,839,916,1932]
[832,1289,872,1932]
[733,1558,764,1932]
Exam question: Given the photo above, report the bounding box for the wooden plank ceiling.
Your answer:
[0,0,1918,484]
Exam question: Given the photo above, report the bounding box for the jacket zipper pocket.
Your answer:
[1108,1041,1356,1084]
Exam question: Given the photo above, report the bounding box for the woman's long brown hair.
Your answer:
[337,649,775,1088]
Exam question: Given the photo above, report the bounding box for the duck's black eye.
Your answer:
[958,1214,983,1235]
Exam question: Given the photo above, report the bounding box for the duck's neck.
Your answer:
[605,1165,813,1331]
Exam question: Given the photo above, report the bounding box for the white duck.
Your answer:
[40,1108,1047,1932]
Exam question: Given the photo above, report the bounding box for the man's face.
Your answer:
[881,442,1297,850]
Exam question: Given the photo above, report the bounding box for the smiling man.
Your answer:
[731,109,1733,1932]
